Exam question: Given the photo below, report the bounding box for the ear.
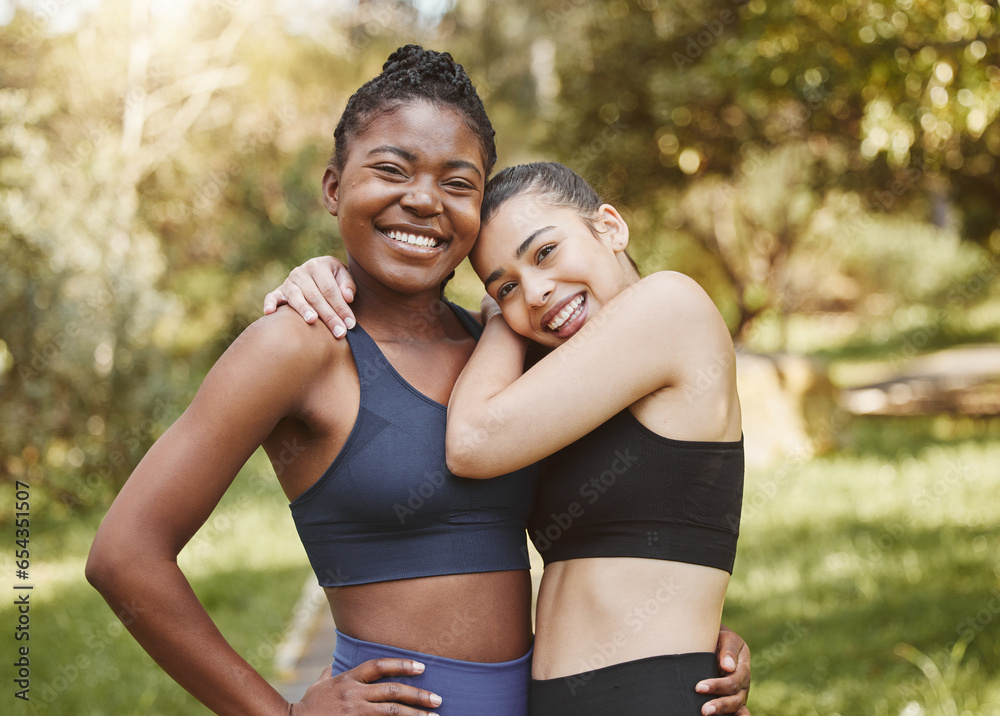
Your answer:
[322,167,340,216]
[595,204,629,252]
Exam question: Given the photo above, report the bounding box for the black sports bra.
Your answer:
[527,408,743,573]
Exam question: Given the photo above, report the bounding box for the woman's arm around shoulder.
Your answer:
[446,271,732,478]
[85,310,341,715]
[263,256,358,338]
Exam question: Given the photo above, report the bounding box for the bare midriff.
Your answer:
[328,569,533,663]
[531,558,729,679]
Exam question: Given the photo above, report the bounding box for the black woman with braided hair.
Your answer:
[89,45,750,715]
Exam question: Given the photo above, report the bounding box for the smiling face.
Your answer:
[471,192,636,347]
[323,100,486,297]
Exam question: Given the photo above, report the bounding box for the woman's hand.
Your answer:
[696,624,751,715]
[263,256,357,338]
[290,660,442,715]
[479,294,503,324]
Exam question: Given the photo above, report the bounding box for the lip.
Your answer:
[540,292,588,339]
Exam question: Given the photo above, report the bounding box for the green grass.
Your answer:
[3,450,313,715]
[6,423,1000,715]
[727,419,1000,715]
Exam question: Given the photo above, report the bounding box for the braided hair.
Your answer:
[331,45,497,175]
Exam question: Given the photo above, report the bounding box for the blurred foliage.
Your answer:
[0,451,315,715]
[514,0,1000,337]
[728,429,1000,715]
[0,0,429,513]
[1,0,999,515]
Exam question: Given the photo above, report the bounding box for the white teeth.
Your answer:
[547,295,584,331]
[386,230,440,248]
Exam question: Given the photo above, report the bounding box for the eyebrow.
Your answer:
[516,226,555,259]
[445,159,484,178]
[483,226,555,288]
[367,146,483,178]
[368,145,417,163]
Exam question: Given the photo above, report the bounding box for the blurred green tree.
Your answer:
[509,0,999,341]
[0,0,432,514]
[2,0,998,515]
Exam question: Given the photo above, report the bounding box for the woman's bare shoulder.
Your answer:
[633,271,714,305]
[210,306,353,397]
[241,306,347,360]
[628,271,733,350]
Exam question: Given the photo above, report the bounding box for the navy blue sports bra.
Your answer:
[528,408,743,573]
[290,302,539,587]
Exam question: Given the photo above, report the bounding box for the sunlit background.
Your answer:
[1,1,998,714]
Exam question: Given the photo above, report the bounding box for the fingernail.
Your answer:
[411,661,425,672]
[304,311,317,322]
[695,682,709,693]
[704,705,717,715]
[333,324,346,338]
[430,694,442,706]
[344,289,354,301]
[345,316,356,329]
[723,656,736,671]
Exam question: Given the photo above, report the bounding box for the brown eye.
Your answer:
[445,178,476,190]
[375,164,405,176]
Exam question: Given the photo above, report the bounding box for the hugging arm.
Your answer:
[263,256,357,338]
[86,318,441,716]
[445,272,728,477]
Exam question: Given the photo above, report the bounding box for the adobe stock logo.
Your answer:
[393,470,449,525]
[531,448,639,553]
[672,5,742,69]
[579,448,639,504]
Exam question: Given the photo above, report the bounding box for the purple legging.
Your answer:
[331,628,533,715]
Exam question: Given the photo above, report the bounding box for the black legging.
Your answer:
[529,652,719,715]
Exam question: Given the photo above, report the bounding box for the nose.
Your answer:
[400,177,443,216]
[522,272,553,308]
